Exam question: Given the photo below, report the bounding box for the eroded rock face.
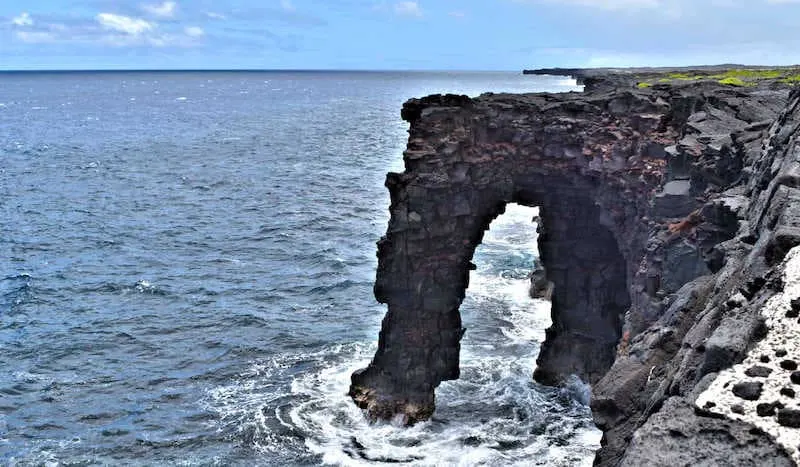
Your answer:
[351,81,800,464]
[350,89,673,423]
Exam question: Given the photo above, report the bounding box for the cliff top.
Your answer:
[524,65,800,92]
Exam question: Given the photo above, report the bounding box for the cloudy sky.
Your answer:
[2,0,800,70]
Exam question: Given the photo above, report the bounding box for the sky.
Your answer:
[1,0,800,70]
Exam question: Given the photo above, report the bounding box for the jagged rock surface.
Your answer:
[350,77,800,464]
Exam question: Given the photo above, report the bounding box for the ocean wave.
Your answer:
[1,273,34,314]
[1,72,589,465]
[203,296,597,467]
[284,340,598,466]
[74,280,172,297]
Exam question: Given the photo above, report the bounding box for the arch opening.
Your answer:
[511,184,631,387]
[458,203,550,363]
[406,203,602,461]
[349,172,633,424]
[349,92,657,425]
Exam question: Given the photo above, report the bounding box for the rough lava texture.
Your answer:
[350,71,800,465]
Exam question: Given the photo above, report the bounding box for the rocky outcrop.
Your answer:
[529,265,553,300]
[350,72,800,464]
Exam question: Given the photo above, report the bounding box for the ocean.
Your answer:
[0,71,600,466]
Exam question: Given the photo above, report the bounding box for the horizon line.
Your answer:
[0,68,526,74]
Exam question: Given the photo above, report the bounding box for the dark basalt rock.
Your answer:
[780,360,798,371]
[528,266,553,300]
[732,381,764,401]
[756,402,782,417]
[778,409,800,428]
[621,398,792,466]
[351,70,800,464]
[745,366,773,378]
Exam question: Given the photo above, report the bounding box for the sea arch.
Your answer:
[350,92,673,423]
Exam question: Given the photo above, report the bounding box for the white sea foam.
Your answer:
[281,339,599,466]
[134,280,154,293]
[176,97,188,101]
[204,203,600,466]
[556,78,581,88]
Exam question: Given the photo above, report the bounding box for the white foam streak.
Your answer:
[204,204,599,465]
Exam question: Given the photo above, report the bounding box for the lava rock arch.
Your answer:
[349,91,675,423]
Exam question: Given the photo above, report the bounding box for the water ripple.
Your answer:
[0,71,585,465]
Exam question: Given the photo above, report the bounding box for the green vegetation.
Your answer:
[667,72,694,80]
[780,74,800,85]
[718,76,749,87]
[634,68,800,88]
[722,69,783,79]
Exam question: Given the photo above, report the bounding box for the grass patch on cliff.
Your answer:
[720,69,784,79]
[667,72,697,80]
[780,73,800,85]
[636,68,800,88]
[718,76,751,87]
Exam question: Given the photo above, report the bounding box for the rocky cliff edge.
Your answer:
[350,69,800,465]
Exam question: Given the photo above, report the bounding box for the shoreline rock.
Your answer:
[351,68,800,464]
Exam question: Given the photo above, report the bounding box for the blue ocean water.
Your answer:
[0,71,599,466]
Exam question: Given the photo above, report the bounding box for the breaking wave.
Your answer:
[204,205,600,466]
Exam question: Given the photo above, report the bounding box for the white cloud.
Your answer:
[448,10,466,17]
[394,1,423,17]
[12,12,33,26]
[184,26,204,37]
[14,30,55,43]
[96,13,155,35]
[206,11,227,19]
[572,39,800,68]
[8,10,205,49]
[281,0,296,12]
[99,30,201,47]
[141,1,177,18]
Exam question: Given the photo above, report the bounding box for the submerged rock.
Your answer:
[528,266,553,300]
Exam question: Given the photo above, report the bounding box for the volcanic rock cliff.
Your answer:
[350,70,800,465]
